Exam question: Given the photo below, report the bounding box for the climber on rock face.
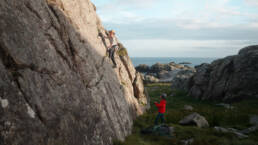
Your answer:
[106,30,119,68]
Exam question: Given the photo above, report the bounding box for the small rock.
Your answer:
[179,112,209,128]
[240,125,258,134]
[214,126,248,139]
[180,138,194,145]
[141,124,174,136]
[233,131,248,139]
[184,105,194,111]
[250,115,258,126]
[169,126,175,134]
[216,103,234,109]
[214,126,229,133]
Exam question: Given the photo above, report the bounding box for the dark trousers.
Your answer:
[155,112,165,125]
[108,45,117,66]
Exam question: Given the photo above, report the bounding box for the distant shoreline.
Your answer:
[131,57,219,67]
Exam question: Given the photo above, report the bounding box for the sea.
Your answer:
[131,57,219,67]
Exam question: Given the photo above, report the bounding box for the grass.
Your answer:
[114,83,258,145]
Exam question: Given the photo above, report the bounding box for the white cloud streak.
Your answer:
[245,0,258,7]
[123,39,258,57]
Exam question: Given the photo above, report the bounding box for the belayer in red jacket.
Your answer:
[154,93,167,125]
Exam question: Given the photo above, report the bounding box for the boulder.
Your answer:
[135,64,150,73]
[0,0,148,145]
[150,63,168,72]
[171,69,196,91]
[179,113,209,128]
[188,45,258,101]
[141,124,174,136]
[157,70,170,79]
[250,115,258,126]
[240,126,258,134]
[180,138,194,145]
[214,127,248,139]
[157,70,180,80]
[184,105,194,111]
[144,75,160,83]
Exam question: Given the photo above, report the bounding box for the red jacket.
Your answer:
[155,99,166,113]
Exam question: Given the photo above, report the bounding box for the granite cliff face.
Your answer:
[188,45,258,101]
[0,0,147,145]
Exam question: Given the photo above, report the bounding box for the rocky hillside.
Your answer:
[0,0,148,145]
[188,45,258,101]
[136,62,195,83]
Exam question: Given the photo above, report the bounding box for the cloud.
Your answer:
[108,18,258,41]
[249,22,258,28]
[99,10,145,24]
[92,0,258,57]
[217,7,242,16]
[115,0,157,8]
[123,39,258,57]
[245,0,258,7]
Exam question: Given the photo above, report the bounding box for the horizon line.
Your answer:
[129,56,221,58]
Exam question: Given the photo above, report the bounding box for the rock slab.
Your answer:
[0,0,147,145]
[188,45,258,101]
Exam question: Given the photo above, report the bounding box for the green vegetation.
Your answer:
[117,43,128,57]
[114,83,258,145]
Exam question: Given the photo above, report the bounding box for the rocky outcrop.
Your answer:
[188,45,258,101]
[136,62,195,83]
[135,64,150,72]
[171,70,195,91]
[142,75,160,83]
[0,0,147,145]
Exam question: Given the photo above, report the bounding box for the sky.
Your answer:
[91,0,258,57]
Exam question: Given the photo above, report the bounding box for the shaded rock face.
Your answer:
[188,45,258,101]
[171,70,195,91]
[0,0,147,145]
[135,64,150,72]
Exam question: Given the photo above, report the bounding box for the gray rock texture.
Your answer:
[214,126,249,139]
[0,0,147,145]
[171,69,196,91]
[136,62,195,83]
[250,115,258,126]
[188,45,258,101]
[179,113,209,128]
[183,105,194,111]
